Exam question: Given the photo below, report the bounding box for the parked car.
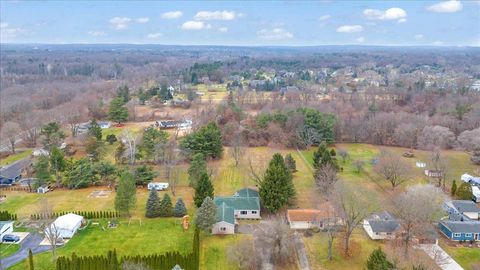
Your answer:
[2,234,20,242]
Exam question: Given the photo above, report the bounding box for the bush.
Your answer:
[456,182,473,200]
[106,134,117,145]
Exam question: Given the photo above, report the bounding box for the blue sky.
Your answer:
[1,0,479,46]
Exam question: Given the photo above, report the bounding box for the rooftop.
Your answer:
[216,202,235,224]
[214,196,260,211]
[365,211,400,233]
[450,200,480,213]
[0,158,32,179]
[441,221,480,233]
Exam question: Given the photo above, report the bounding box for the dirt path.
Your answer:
[293,231,311,270]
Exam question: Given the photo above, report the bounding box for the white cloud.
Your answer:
[414,34,424,40]
[319,15,331,21]
[433,41,444,46]
[194,10,237,21]
[256,28,293,40]
[0,22,8,29]
[218,27,228,33]
[147,32,162,39]
[136,17,149,23]
[161,11,183,19]
[109,17,132,30]
[356,37,365,43]
[397,18,407,23]
[426,0,463,13]
[336,25,364,33]
[87,31,105,37]
[363,7,407,23]
[181,21,207,30]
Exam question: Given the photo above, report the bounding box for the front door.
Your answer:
[475,233,479,240]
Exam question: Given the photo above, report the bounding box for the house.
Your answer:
[212,188,261,235]
[0,221,14,239]
[439,221,480,242]
[424,169,443,178]
[0,158,32,185]
[46,213,84,239]
[363,211,400,240]
[37,185,50,194]
[461,173,480,186]
[444,200,480,220]
[286,202,341,230]
[32,148,49,157]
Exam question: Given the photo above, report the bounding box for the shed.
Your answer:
[46,213,84,239]
[0,221,14,239]
[37,185,50,194]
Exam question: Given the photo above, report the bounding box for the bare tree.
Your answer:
[393,184,445,258]
[39,198,61,259]
[227,238,257,270]
[296,127,319,149]
[352,160,364,173]
[331,181,371,256]
[374,150,410,189]
[163,139,180,196]
[314,163,338,197]
[255,217,296,267]
[1,121,21,153]
[338,148,349,163]
[430,148,449,190]
[230,134,245,167]
[121,129,137,165]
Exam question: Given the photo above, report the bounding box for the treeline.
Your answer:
[30,211,119,220]
[54,229,200,270]
[0,210,17,221]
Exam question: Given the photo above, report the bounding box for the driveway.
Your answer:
[417,244,464,270]
[293,231,311,270]
[0,233,51,269]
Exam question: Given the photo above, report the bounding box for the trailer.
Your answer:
[147,182,169,191]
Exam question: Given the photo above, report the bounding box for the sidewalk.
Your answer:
[417,244,464,270]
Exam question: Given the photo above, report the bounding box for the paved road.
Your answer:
[417,244,464,270]
[0,233,51,270]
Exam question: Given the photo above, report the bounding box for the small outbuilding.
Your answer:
[46,213,84,239]
[37,185,50,194]
[0,221,14,239]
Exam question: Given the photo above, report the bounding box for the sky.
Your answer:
[1,0,479,46]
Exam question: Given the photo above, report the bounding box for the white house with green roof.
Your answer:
[212,188,261,235]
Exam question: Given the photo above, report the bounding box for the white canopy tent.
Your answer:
[46,213,84,239]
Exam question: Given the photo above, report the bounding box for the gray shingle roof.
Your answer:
[366,211,400,233]
[451,200,480,213]
[0,158,32,180]
[441,221,480,233]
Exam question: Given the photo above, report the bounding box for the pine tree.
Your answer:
[174,198,188,217]
[115,172,137,216]
[195,197,217,233]
[34,156,51,189]
[451,180,457,196]
[259,153,296,213]
[456,182,473,200]
[365,248,394,270]
[87,119,103,140]
[285,153,297,172]
[29,249,34,270]
[188,153,207,187]
[108,97,129,124]
[313,142,338,170]
[180,122,223,159]
[194,172,214,208]
[159,194,173,217]
[145,189,161,218]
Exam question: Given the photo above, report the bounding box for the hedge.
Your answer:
[31,211,119,220]
[0,210,17,221]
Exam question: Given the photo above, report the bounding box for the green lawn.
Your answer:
[9,218,194,270]
[201,234,251,270]
[0,243,21,258]
[441,242,480,270]
[0,150,33,166]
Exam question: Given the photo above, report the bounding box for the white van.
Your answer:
[147,182,169,191]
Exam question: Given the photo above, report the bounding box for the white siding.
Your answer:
[289,221,311,230]
[234,210,261,219]
[212,221,235,235]
[464,212,479,220]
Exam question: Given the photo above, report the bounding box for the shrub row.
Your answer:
[0,210,17,221]
[55,229,200,270]
[30,211,119,220]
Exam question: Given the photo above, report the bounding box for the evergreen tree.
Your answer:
[159,85,173,101]
[313,142,338,170]
[195,197,217,233]
[95,162,117,187]
[29,249,34,270]
[117,85,130,103]
[64,158,97,189]
[145,189,161,218]
[188,153,207,187]
[134,165,157,186]
[115,172,137,216]
[108,97,129,124]
[174,198,188,217]
[140,127,168,161]
[34,155,51,189]
[180,122,223,159]
[159,194,173,217]
[49,146,66,187]
[115,141,126,164]
[87,119,102,140]
[106,134,117,145]
[259,153,296,213]
[194,172,214,208]
[85,136,105,162]
[285,153,297,172]
[456,182,473,200]
[365,248,394,270]
[40,122,65,151]
[451,180,457,196]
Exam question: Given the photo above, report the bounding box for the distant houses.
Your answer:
[0,158,32,185]
[363,211,400,240]
[212,188,261,235]
[440,200,480,242]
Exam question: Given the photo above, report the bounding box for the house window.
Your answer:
[465,233,472,237]
[252,211,257,214]
[454,233,461,238]
[240,211,248,215]
[220,227,226,231]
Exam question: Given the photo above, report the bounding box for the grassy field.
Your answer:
[0,150,33,166]
[441,241,480,270]
[9,218,194,270]
[0,243,21,258]
[200,234,252,270]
